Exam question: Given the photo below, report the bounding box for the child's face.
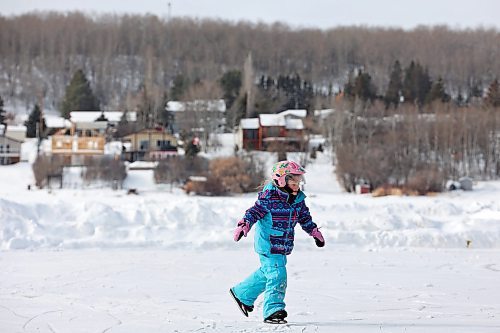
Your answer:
[287,175,304,193]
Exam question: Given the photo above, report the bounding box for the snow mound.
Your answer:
[2,153,500,250]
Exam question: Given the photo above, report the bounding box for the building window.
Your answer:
[244,130,258,140]
[157,140,173,150]
[266,127,280,137]
[140,140,149,151]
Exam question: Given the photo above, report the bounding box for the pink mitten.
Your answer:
[311,227,325,247]
[234,220,250,242]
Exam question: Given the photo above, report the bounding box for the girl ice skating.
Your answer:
[230,160,325,324]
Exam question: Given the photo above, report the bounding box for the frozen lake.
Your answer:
[1,248,499,332]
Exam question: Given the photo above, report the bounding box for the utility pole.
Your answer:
[167,2,172,21]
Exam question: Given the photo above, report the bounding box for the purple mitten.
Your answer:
[311,227,325,247]
[234,220,250,242]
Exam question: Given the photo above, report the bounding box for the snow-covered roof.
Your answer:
[128,161,158,170]
[285,118,304,130]
[70,111,137,123]
[166,99,226,112]
[313,109,335,118]
[240,118,259,129]
[76,122,108,130]
[279,109,307,118]
[259,114,285,127]
[258,113,304,129]
[166,101,185,112]
[45,115,72,129]
[1,124,26,132]
[0,135,23,144]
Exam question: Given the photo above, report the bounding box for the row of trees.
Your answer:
[329,101,500,193]
[155,155,264,195]
[32,155,127,189]
[32,152,264,195]
[1,12,499,113]
[344,61,500,109]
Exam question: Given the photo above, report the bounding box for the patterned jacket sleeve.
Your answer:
[243,190,270,228]
[298,201,317,234]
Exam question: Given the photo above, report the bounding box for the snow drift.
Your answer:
[2,155,500,251]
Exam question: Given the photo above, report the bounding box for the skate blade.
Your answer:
[229,289,248,317]
[264,318,288,324]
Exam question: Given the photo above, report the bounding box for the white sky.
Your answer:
[1,0,499,30]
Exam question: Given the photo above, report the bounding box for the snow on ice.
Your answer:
[1,141,500,332]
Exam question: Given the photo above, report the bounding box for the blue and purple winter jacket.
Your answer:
[243,182,318,255]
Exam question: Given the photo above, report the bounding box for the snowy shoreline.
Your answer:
[2,158,500,251]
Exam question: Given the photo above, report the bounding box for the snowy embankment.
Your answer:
[1,153,500,250]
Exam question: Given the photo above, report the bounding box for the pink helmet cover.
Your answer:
[272,160,305,187]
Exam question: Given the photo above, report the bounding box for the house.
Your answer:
[69,111,137,137]
[166,99,226,133]
[50,111,137,158]
[0,135,22,165]
[122,128,178,162]
[237,109,306,151]
[2,125,27,142]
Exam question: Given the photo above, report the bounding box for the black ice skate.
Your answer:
[229,289,254,317]
[264,309,288,324]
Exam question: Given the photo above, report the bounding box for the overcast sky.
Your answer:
[1,0,499,30]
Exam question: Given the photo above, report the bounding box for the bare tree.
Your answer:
[182,80,224,152]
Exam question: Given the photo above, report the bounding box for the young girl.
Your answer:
[230,160,325,324]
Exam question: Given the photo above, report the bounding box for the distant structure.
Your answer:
[237,109,306,152]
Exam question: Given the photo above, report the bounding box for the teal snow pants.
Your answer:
[231,253,287,319]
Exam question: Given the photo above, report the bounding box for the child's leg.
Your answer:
[259,254,287,319]
[232,267,267,307]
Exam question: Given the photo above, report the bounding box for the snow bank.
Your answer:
[1,153,500,250]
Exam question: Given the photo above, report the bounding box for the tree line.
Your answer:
[326,98,500,192]
[1,12,499,114]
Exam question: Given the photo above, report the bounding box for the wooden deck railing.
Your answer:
[51,135,105,154]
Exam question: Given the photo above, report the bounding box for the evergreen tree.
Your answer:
[219,70,242,110]
[0,95,6,135]
[343,70,356,99]
[426,77,450,104]
[455,90,465,107]
[403,61,432,106]
[469,80,483,98]
[159,91,175,132]
[170,74,189,101]
[385,60,403,108]
[255,73,314,112]
[485,79,500,107]
[344,69,376,102]
[353,70,376,101]
[25,104,46,138]
[60,69,100,119]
